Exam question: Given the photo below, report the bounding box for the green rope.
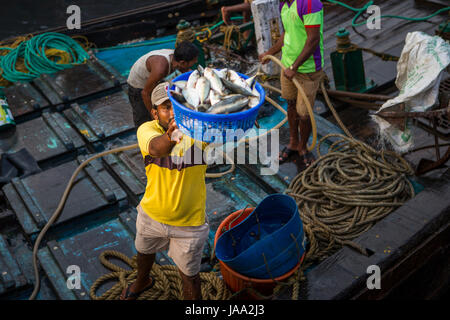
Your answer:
[0,32,89,83]
[206,16,244,32]
[325,0,450,27]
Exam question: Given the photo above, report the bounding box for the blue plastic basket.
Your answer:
[215,194,305,279]
[167,70,265,143]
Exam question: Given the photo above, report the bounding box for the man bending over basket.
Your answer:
[120,82,209,300]
[127,41,199,128]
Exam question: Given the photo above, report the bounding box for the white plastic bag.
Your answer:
[372,31,450,152]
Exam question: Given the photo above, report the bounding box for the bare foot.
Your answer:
[120,277,154,300]
[298,150,315,167]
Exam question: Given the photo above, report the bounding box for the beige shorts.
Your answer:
[280,69,325,117]
[134,205,209,277]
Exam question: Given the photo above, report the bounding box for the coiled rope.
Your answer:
[262,56,416,296]
[0,32,89,86]
[89,250,231,300]
[286,134,415,269]
[27,51,415,300]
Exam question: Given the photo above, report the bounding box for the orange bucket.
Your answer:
[214,207,304,299]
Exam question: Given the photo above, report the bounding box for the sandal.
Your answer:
[299,152,315,167]
[120,276,155,300]
[279,146,297,163]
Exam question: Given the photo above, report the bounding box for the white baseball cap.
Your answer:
[151,82,170,106]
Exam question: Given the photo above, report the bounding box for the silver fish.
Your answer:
[197,64,204,76]
[197,104,209,112]
[214,68,227,79]
[170,90,186,104]
[248,86,260,108]
[221,77,256,97]
[173,80,187,91]
[228,71,251,92]
[183,102,195,110]
[207,95,249,114]
[227,69,241,82]
[204,67,226,96]
[186,70,199,89]
[196,76,210,105]
[245,75,257,89]
[209,89,221,106]
[182,86,199,108]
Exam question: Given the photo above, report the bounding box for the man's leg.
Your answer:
[179,270,202,300]
[298,115,312,158]
[280,100,300,161]
[221,2,251,25]
[120,252,155,300]
[287,100,300,150]
[279,69,301,162]
[167,221,209,300]
[242,2,252,39]
[295,71,323,165]
[121,205,168,300]
[128,86,152,128]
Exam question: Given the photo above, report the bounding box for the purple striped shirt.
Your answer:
[279,0,323,19]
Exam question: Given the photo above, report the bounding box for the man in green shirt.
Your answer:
[259,0,325,166]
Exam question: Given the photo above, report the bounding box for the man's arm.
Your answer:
[141,56,170,115]
[148,119,178,158]
[259,31,285,64]
[286,27,320,76]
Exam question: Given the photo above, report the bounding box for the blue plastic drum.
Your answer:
[167,70,265,143]
[215,194,306,279]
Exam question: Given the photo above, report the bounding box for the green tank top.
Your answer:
[280,0,324,73]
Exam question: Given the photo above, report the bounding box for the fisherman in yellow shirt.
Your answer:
[120,82,209,300]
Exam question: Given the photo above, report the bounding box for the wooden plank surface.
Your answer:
[0,112,85,164]
[63,89,135,143]
[3,82,50,121]
[2,157,128,236]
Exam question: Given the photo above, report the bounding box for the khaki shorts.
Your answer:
[280,69,325,117]
[134,205,209,277]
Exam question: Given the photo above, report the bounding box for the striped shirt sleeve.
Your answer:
[304,11,322,27]
[298,0,323,27]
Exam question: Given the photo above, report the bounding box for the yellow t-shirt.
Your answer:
[137,120,207,226]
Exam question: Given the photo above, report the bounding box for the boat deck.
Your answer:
[0,0,449,300]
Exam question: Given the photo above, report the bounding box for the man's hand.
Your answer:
[259,52,270,65]
[167,118,182,143]
[258,51,270,64]
[259,32,285,65]
[284,68,296,81]
[167,118,178,137]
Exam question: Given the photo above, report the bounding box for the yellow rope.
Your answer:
[89,250,232,300]
[0,34,93,87]
[71,35,97,51]
[176,28,197,47]
[220,25,242,51]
